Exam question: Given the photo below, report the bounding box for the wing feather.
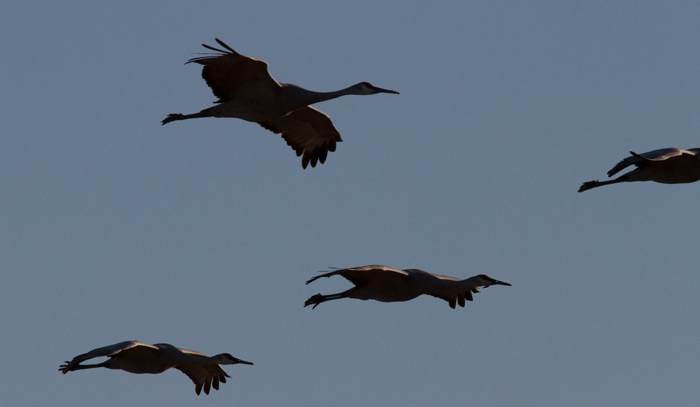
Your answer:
[608,148,687,177]
[176,362,230,396]
[259,106,342,169]
[427,287,479,308]
[186,39,281,102]
[306,265,409,287]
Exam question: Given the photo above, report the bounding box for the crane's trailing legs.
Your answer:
[162,109,214,125]
[578,175,629,192]
[304,292,349,309]
[60,360,109,373]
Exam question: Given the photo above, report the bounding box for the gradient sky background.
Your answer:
[2,2,700,406]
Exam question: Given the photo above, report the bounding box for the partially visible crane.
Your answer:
[579,147,700,192]
[304,265,511,309]
[162,38,399,168]
[59,340,253,395]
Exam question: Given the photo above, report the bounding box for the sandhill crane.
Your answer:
[578,147,700,192]
[162,38,399,169]
[304,265,511,309]
[59,340,253,395]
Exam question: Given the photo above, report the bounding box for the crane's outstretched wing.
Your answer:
[176,365,230,395]
[174,352,230,396]
[607,148,687,177]
[306,265,409,286]
[427,287,480,309]
[306,265,407,285]
[259,106,343,169]
[186,38,281,102]
[425,274,510,309]
[59,341,158,373]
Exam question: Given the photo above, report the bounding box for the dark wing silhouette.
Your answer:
[259,106,342,169]
[175,350,230,396]
[427,287,479,309]
[608,148,685,177]
[424,274,481,309]
[186,38,281,102]
[306,265,409,286]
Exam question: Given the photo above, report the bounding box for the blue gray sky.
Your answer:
[2,2,699,406]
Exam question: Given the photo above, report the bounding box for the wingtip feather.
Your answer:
[214,38,236,53]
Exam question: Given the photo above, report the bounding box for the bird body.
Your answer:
[59,340,253,395]
[163,39,399,168]
[304,265,511,309]
[579,147,700,192]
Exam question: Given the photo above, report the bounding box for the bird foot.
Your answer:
[304,294,324,309]
[161,113,185,125]
[578,180,600,193]
[58,361,72,374]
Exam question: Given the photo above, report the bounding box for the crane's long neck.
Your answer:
[165,350,250,367]
[414,274,487,295]
[432,277,478,291]
[407,270,470,292]
[283,84,360,106]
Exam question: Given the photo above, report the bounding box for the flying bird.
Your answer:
[59,340,253,395]
[162,38,399,169]
[304,265,511,309]
[578,147,700,192]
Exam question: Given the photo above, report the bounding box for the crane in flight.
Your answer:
[162,38,399,169]
[59,340,253,395]
[304,265,511,309]
[578,147,700,192]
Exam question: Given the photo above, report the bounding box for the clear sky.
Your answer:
[2,2,699,406]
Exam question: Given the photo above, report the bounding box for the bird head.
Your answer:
[352,82,400,95]
[475,274,512,287]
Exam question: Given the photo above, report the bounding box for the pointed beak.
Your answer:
[235,358,254,366]
[375,87,400,95]
[493,280,512,286]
